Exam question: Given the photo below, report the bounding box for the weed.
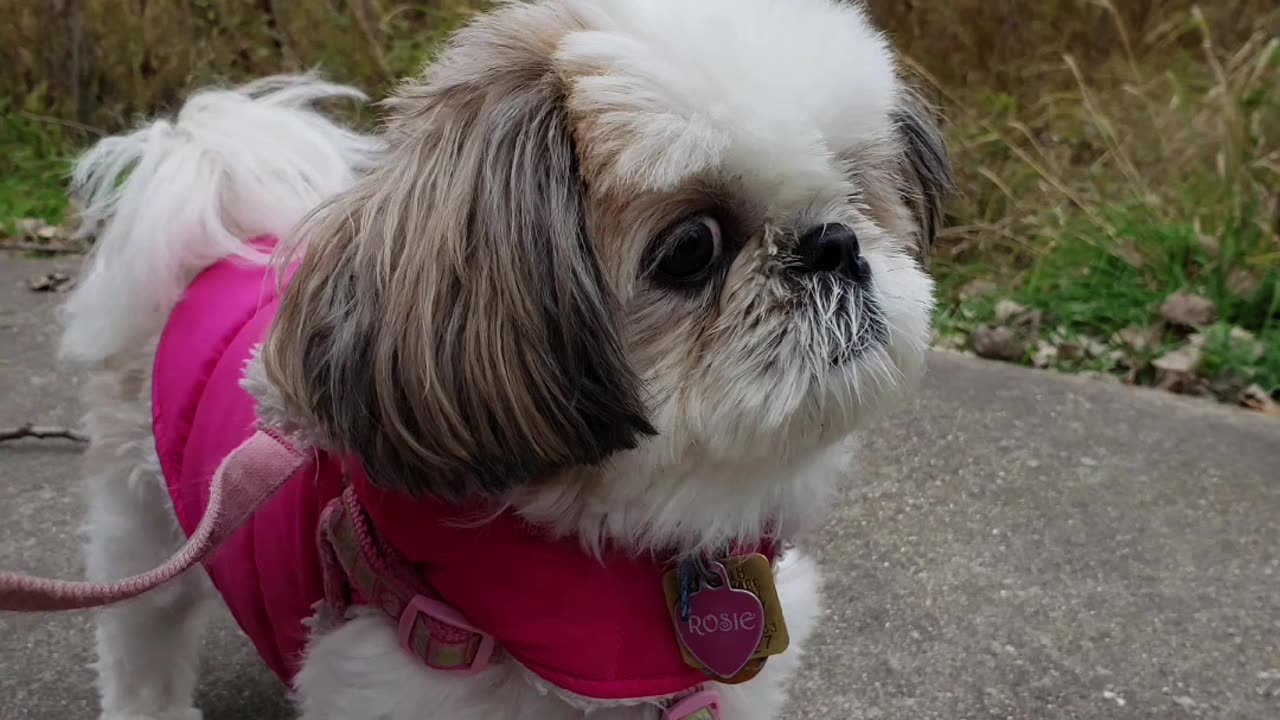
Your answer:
[0,113,75,234]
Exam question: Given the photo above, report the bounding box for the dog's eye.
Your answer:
[655,216,722,286]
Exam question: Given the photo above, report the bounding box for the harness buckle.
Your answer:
[398,594,496,676]
[663,689,721,720]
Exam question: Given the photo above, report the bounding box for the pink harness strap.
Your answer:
[317,484,720,720]
[317,485,499,675]
[0,429,307,611]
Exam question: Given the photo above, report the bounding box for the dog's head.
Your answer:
[262,0,950,525]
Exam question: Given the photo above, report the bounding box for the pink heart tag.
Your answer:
[673,562,765,679]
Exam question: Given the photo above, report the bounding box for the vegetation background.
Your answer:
[1,0,1277,409]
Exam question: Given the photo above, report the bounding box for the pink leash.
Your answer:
[0,429,308,612]
[0,429,727,720]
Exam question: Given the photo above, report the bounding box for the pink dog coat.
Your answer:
[152,239,733,703]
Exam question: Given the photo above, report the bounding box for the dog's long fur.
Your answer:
[62,1,950,718]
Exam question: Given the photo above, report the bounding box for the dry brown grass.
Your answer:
[2,1,1278,396]
[0,0,483,125]
[864,0,1279,267]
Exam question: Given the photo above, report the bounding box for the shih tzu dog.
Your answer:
[45,0,950,718]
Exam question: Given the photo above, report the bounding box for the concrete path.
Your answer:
[1,252,1277,719]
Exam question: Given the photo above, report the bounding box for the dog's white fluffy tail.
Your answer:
[60,74,384,365]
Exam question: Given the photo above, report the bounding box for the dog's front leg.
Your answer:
[295,610,602,720]
[84,430,214,720]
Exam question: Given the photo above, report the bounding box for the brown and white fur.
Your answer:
[59,1,950,718]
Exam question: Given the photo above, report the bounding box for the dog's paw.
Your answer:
[101,709,202,720]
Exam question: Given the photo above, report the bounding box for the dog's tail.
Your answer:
[59,74,384,365]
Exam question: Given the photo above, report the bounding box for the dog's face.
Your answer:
[263,0,949,534]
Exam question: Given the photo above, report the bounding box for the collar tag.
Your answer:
[662,553,790,683]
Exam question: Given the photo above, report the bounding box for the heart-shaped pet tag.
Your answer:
[672,562,766,679]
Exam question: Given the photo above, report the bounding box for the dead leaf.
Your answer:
[1153,344,1203,375]
[27,272,74,293]
[35,224,67,242]
[9,217,72,249]
[1153,343,1207,395]
[971,326,1026,362]
[1227,268,1261,297]
[959,279,998,302]
[1241,385,1280,416]
[1160,292,1216,328]
[1115,325,1156,354]
[1081,338,1111,359]
[1032,340,1059,368]
[1079,371,1121,385]
[1194,218,1219,258]
[1114,239,1146,269]
[15,218,44,238]
[992,299,1022,323]
[931,333,968,352]
[1228,327,1265,362]
[993,299,1043,335]
[15,217,67,242]
[1057,341,1085,363]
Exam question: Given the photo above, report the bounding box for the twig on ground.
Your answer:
[0,240,86,255]
[0,424,89,444]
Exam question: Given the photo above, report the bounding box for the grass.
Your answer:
[917,3,1280,404]
[0,113,76,236]
[0,1,1276,405]
[935,202,1280,396]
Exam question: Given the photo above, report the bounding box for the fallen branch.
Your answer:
[0,424,89,444]
[0,240,87,255]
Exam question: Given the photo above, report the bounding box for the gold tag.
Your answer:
[662,553,790,682]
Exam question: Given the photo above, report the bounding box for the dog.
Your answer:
[51,1,950,718]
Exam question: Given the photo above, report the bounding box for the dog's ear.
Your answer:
[263,11,654,500]
[891,89,952,257]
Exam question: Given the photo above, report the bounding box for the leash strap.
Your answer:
[0,429,309,612]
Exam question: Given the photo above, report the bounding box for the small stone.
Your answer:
[1102,689,1127,707]
[1160,292,1216,328]
[971,326,1026,362]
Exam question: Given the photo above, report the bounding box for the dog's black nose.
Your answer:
[796,223,870,283]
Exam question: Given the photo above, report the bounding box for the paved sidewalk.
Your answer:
[2,253,1277,719]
